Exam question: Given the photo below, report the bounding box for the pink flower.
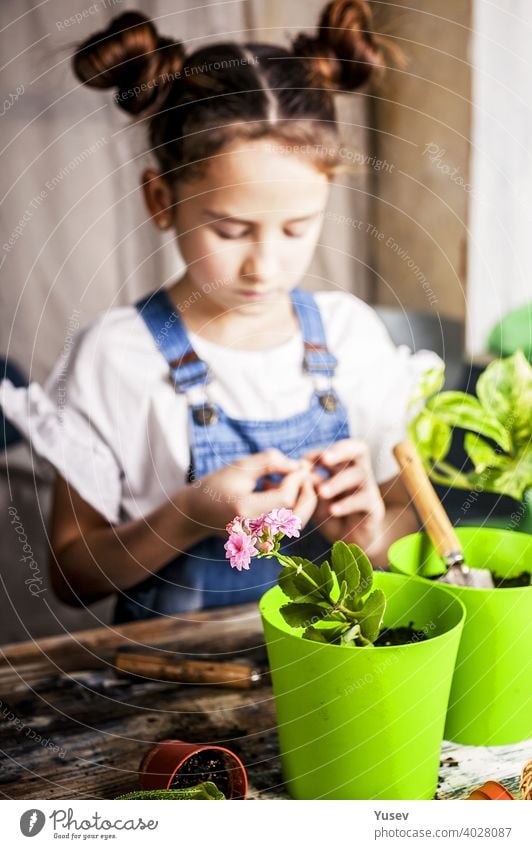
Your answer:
[257,537,275,554]
[248,515,268,535]
[264,508,302,538]
[224,532,259,571]
[225,516,251,535]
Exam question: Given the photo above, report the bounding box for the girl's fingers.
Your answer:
[237,448,300,479]
[317,465,365,500]
[325,488,377,518]
[316,439,370,469]
[293,475,318,523]
[249,465,311,512]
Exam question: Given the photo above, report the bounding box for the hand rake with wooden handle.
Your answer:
[393,440,494,589]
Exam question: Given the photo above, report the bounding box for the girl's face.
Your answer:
[147,138,330,316]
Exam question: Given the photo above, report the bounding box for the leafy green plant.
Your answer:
[275,541,386,647]
[224,512,386,647]
[408,351,532,502]
[115,782,225,800]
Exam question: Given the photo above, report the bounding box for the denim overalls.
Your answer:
[113,287,351,622]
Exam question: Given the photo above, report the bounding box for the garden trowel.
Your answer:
[393,440,494,589]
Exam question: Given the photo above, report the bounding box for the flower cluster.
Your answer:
[224,508,302,571]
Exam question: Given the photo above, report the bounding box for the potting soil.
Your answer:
[170,752,232,797]
[374,621,428,647]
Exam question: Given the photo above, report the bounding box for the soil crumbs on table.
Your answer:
[374,621,428,647]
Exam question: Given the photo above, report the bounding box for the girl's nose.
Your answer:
[241,240,279,283]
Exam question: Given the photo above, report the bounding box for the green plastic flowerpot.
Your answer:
[259,572,465,800]
[388,527,532,745]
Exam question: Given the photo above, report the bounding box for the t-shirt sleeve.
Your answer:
[0,323,123,523]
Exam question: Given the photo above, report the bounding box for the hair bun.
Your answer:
[73,11,185,115]
[293,0,384,92]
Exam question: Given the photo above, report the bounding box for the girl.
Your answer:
[1,2,435,623]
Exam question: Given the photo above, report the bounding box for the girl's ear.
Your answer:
[141,169,174,230]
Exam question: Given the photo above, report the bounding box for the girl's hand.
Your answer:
[304,439,386,552]
[185,449,317,535]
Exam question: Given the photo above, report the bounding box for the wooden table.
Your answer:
[0,603,528,800]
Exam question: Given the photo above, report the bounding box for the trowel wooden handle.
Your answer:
[114,651,260,689]
[393,440,462,561]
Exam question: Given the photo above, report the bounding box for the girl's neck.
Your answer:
[166,275,299,350]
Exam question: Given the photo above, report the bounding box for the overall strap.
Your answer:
[135,289,209,392]
[290,288,338,378]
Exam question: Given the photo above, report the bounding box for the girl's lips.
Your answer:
[238,289,269,299]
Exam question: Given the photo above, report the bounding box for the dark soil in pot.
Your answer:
[374,621,428,647]
[490,571,531,589]
[170,751,233,797]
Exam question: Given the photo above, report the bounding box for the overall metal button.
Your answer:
[192,404,218,426]
[318,392,338,412]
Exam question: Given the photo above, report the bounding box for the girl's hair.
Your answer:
[73,1,386,185]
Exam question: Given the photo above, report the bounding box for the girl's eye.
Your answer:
[284,224,310,238]
[213,226,249,240]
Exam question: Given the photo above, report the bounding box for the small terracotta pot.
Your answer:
[139,739,248,799]
[468,780,515,800]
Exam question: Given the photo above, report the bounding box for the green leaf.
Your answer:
[303,623,348,644]
[338,579,348,606]
[356,589,386,643]
[279,602,329,629]
[348,544,374,596]
[464,432,508,474]
[469,446,532,501]
[476,351,532,447]
[279,557,334,602]
[278,560,331,603]
[427,392,511,452]
[317,559,335,598]
[331,541,361,595]
[409,363,446,407]
[408,409,452,464]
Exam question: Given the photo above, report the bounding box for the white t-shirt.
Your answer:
[0,290,440,524]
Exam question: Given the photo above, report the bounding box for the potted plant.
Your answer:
[137,740,248,799]
[225,511,466,800]
[407,350,532,534]
[388,351,532,746]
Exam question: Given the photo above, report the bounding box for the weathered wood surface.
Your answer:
[0,603,528,800]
